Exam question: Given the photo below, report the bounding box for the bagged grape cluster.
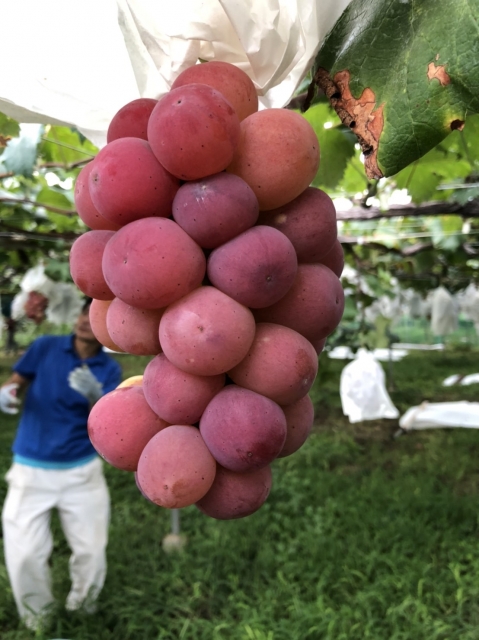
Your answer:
[70,61,345,520]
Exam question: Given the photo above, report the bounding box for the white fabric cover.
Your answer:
[430,286,458,336]
[402,289,426,318]
[11,264,84,325]
[459,283,479,336]
[2,458,110,629]
[443,373,479,387]
[0,0,353,147]
[400,401,479,431]
[340,349,399,423]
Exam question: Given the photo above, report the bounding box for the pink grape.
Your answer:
[206,225,298,308]
[136,425,217,508]
[88,386,169,472]
[226,109,319,210]
[257,187,337,262]
[319,240,345,277]
[278,395,315,458]
[159,286,256,376]
[102,217,206,309]
[312,337,327,355]
[196,465,272,520]
[171,61,258,122]
[89,137,180,226]
[199,385,286,472]
[228,323,318,405]
[254,264,345,343]
[143,353,225,424]
[74,162,120,231]
[69,230,115,300]
[147,83,240,180]
[172,173,259,249]
[106,298,164,356]
[89,299,124,352]
[107,98,158,143]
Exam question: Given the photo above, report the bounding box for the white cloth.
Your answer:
[0,383,20,414]
[340,349,399,423]
[400,401,479,431]
[442,373,479,387]
[2,458,110,629]
[430,286,458,336]
[0,0,353,147]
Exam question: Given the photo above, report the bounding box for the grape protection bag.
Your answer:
[0,0,353,146]
[430,286,458,337]
[11,265,83,326]
[340,349,399,423]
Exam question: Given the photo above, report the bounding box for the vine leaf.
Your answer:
[310,0,479,179]
[301,102,356,190]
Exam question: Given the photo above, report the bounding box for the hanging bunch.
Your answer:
[70,61,345,520]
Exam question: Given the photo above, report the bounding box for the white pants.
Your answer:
[2,457,110,628]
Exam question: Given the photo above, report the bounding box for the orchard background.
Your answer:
[2,0,479,637]
[2,351,479,639]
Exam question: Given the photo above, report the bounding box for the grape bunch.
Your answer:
[70,61,345,520]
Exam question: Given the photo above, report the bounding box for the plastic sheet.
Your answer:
[339,349,399,423]
[0,0,353,147]
[442,374,479,387]
[400,401,479,431]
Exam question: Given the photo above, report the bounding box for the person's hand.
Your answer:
[68,366,103,404]
[0,383,20,414]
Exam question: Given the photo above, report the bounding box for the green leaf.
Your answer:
[394,148,471,203]
[314,0,479,178]
[35,187,73,211]
[44,258,73,282]
[0,112,20,139]
[302,103,356,189]
[39,125,97,165]
[425,215,463,251]
[439,113,479,168]
[452,186,479,205]
[336,154,368,196]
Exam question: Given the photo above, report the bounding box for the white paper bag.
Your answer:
[0,0,353,147]
[430,286,457,336]
[340,349,399,423]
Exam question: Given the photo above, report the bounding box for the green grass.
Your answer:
[1,350,479,638]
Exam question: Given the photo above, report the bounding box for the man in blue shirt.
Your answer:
[0,298,122,630]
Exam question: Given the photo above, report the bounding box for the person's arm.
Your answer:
[2,372,29,392]
[0,372,29,414]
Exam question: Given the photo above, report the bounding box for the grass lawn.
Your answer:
[1,348,479,639]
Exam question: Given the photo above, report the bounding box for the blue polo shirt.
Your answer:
[12,334,122,468]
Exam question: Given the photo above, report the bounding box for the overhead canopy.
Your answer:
[0,0,352,147]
